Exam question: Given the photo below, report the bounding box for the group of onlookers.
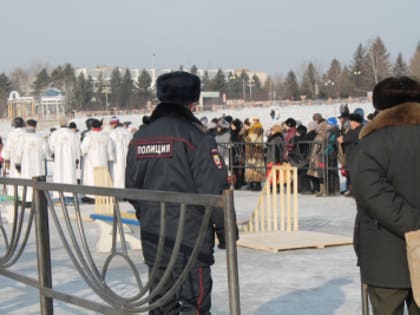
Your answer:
[201,106,374,195]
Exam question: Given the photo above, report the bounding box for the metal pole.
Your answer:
[223,189,241,315]
[33,176,54,315]
[361,281,370,315]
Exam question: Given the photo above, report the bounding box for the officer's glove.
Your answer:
[15,164,21,173]
[217,242,226,250]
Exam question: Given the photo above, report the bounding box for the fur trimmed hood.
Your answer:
[359,102,420,139]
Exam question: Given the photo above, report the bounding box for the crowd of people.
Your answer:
[1,72,420,314]
[0,115,135,203]
[193,105,374,196]
[0,104,374,200]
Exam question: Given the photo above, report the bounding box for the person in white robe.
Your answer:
[108,116,132,188]
[80,119,114,202]
[48,117,81,198]
[1,117,27,196]
[14,119,47,202]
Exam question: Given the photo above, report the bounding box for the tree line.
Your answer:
[0,36,419,117]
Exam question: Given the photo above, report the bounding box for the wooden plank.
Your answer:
[237,231,353,253]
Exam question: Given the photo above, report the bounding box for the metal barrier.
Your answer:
[0,176,240,314]
[217,138,341,194]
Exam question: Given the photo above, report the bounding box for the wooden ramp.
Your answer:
[237,231,352,253]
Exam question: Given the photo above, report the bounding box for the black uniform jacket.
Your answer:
[351,102,420,288]
[125,103,229,267]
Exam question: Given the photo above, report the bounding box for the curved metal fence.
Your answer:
[0,177,240,315]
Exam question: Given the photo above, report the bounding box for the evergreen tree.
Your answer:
[190,65,198,75]
[283,70,299,101]
[210,69,226,92]
[50,65,64,90]
[32,68,50,100]
[321,59,342,98]
[135,69,152,108]
[349,43,367,96]
[393,53,409,77]
[85,75,95,109]
[250,74,263,100]
[0,73,12,117]
[94,71,107,108]
[300,62,319,99]
[109,67,121,107]
[239,70,250,100]
[120,68,133,109]
[72,72,87,111]
[72,73,95,110]
[409,43,420,80]
[226,72,242,99]
[201,71,211,91]
[363,36,391,88]
[62,63,76,112]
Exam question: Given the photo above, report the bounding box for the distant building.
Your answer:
[39,88,65,120]
[7,91,36,119]
[75,66,268,91]
[7,88,66,121]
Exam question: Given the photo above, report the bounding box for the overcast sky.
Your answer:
[1,0,419,76]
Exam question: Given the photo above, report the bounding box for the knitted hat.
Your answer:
[157,71,201,105]
[326,117,338,126]
[373,76,420,110]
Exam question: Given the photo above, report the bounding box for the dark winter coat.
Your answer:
[341,124,363,167]
[266,132,284,164]
[125,103,230,267]
[352,102,420,288]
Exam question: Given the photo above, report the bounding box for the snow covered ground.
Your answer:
[0,101,375,314]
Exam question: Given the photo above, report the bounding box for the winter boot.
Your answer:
[316,184,327,197]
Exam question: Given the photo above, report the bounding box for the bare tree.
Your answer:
[9,67,31,95]
[409,43,420,80]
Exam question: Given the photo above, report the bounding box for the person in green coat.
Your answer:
[351,76,420,315]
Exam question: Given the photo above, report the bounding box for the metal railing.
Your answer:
[0,176,240,314]
[217,138,341,194]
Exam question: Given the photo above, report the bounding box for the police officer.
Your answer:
[126,71,234,315]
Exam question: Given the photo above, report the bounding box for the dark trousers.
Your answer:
[368,286,420,315]
[149,265,212,315]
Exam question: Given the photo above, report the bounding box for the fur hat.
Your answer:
[217,118,230,129]
[373,76,420,110]
[271,124,283,134]
[157,71,201,105]
[349,113,363,123]
[312,113,323,122]
[285,118,297,128]
[231,118,242,130]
